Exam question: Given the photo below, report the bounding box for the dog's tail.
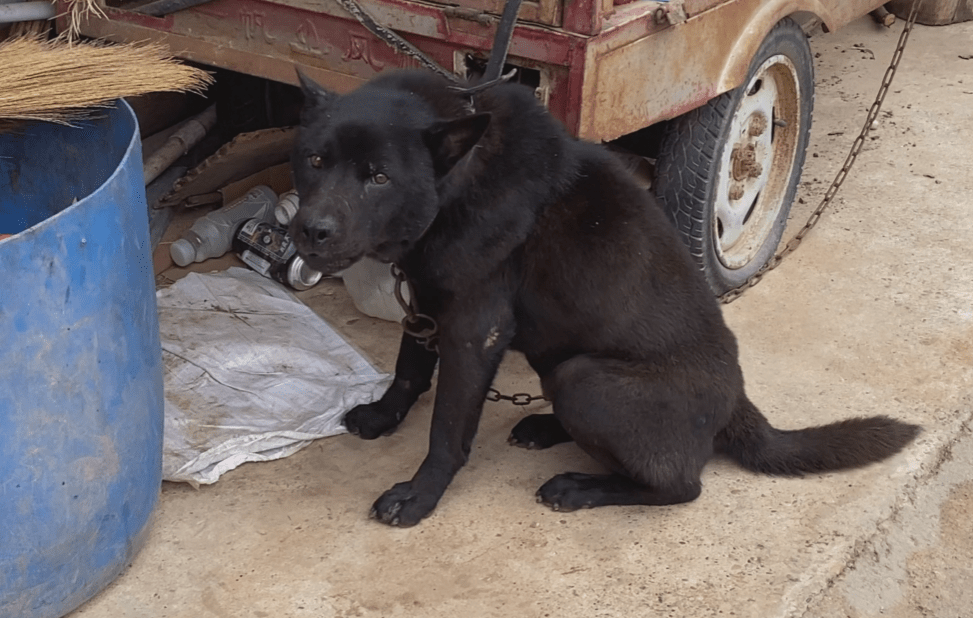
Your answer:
[715,397,921,476]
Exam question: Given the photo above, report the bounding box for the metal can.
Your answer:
[233,218,322,291]
[283,254,323,291]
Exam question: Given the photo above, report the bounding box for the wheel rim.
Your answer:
[713,54,802,270]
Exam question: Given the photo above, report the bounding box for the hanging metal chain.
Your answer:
[486,389,547,406]
[333,0,524,95]
[390,265,546,406]
[391,264,440,352]
[719,0,924,304]
[332,0,459,82]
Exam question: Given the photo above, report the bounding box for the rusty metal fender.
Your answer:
[716,0,837,94]
[578,0,886,141]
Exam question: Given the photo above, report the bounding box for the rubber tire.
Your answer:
[654,17,814,296]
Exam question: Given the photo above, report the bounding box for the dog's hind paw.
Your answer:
[509,414,573,450]
[537,472,700,510]
[343,402,402,440]
[535,473,601,512]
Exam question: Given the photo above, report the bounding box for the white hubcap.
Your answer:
[714,54,802,269]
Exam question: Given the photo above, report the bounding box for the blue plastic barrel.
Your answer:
[0,101,163,617]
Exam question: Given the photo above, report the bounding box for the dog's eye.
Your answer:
[309,154,323,169]
[372,172,389,185]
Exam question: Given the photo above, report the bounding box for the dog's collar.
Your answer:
[454,67,518,115]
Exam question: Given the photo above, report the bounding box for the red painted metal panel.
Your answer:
[562,0,602,35]
[64,0,892,141]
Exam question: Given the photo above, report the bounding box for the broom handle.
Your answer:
[0,1,55,24]
[143,105,217,185]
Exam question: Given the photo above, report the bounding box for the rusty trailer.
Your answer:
[61,0,887,141]
[61,0,898,293]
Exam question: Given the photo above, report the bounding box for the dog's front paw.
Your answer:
[343,402,400,440]
[369,481,441,527]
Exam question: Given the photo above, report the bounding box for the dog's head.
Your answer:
[290,71,490,274]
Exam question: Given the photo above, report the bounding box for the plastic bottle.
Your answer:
[275,190,300,227]
[339,257,408,323]
[170,185,277,267]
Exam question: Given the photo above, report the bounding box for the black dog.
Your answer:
[290,69,920,527]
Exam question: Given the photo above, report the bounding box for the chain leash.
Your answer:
[486,389,547,405]
[719,0,924,303]
[391,264,440,352]
[332,0,459,82]
[391,264,547,406]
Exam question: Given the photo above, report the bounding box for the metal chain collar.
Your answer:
[391,264,440,352]
[390,264,547,406]
[719,0,924,304]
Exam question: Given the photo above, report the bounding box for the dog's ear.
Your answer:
[296,68,336,111]
[423,113,491,176]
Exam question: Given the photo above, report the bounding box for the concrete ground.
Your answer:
[72,16,972,618]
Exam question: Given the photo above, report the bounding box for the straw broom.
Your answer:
[63,0,107,42]
[0,35,213,129]
[10,0,107,40]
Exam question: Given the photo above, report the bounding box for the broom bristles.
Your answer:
[63,0,108,42]
[0,35,213,126]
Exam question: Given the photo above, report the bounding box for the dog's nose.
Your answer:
[296,215,338,251]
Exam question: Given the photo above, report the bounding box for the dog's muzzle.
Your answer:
[289,207,367,275]
[291,209,339,253]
